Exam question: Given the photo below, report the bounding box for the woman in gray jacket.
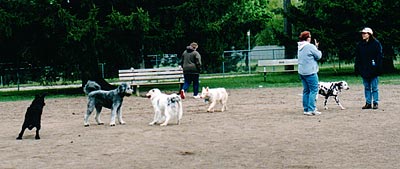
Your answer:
[180,42,202,99]
[297,31,322,116]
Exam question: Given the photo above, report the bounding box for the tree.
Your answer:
[170,0,273,73]
[60,1,151,89]
[287,0,399,72]
[0,0,280,87]
[0,0,151,89]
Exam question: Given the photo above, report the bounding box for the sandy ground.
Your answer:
[1,84,400,169]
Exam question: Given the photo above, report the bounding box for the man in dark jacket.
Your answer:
[354,27,383,109]
[180,42,202,99]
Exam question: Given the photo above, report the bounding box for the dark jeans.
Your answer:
[182,74,199,96]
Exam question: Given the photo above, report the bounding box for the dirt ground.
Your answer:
[1,84,400,169]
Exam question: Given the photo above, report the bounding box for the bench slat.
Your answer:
[118,68,182,73]
[132,81,183,86]
[119,75,183,81]
[258,59,298,66]
[119,71,183,77]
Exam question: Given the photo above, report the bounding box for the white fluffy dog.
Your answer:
[145,88,183,126]
[200,87,228,112]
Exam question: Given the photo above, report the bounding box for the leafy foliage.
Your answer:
[288,0,399,66]
[1,0,398,87]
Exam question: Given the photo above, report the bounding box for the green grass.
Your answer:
[1,66,400,102]
[0,88,83,102]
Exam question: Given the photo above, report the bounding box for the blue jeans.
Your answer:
[362,77,379,104]
[182,74,199,96]
[300,74,319,112]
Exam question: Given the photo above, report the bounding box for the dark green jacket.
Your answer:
[181,46,202,74]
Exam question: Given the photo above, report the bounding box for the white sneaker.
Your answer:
[312,111,321,115]
[303,112,313,116]
[193,95,200,99]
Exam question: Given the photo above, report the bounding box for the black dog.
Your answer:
[83,81,133,127]
[16,93,46,140]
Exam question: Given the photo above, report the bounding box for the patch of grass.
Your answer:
[0,88,83,102]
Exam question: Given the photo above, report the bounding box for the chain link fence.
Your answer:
[222,46,286,74]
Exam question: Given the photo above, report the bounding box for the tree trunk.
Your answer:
[80,51,114,91]
[381,45,397,73]
[382,57,396,73]
[284,0,295,71]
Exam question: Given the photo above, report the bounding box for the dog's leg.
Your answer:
[177,101,183,125]
[335,96,346,110]
[160,109,171,126]
[116,107,125,125]
[221,98,228,112]
[94,105,104,125]
[16,125,27,140]
[324,96,329,110]
[35,126,41,140]
[149,109,160,125]
[84,101,95,127]
[207,101,216,112]
[110,107,117,127]
[223,96,228,111]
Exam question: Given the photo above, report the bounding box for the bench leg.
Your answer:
[136,86,140,97]
[263,72,267,82]
[263,66,267,82]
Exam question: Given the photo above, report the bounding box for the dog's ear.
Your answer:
[117,84,126,93]
[337,82,343,88]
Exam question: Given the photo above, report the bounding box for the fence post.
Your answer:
[222,53,225,77]
[247,30,251,74]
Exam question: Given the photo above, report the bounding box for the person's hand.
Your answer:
[314,39,319,48]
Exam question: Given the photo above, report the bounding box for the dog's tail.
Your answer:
[84,80,101,94]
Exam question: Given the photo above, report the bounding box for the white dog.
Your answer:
[145,88,183,126]
[200,87,228,112]
[317,81,350,110]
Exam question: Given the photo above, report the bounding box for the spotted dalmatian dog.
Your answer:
[317,81,350,110]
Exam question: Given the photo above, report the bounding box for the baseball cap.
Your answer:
[360,27,373,35]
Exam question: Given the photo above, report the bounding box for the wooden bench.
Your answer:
[118,67,184,96]
[258,59,298,82]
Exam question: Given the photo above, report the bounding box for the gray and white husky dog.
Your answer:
[83,81,133,127]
